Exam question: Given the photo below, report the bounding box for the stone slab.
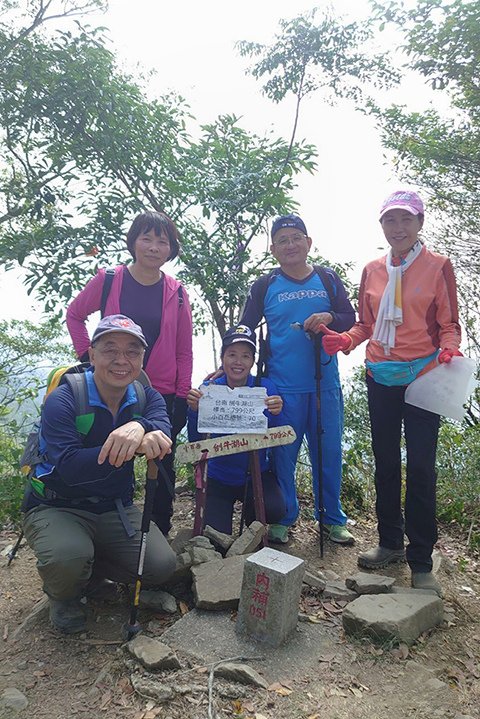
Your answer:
[345,572,396,594]
[226,521,266,557]
[323,580,358,602]
[192,555,247,610]
[303,570,326,591]
[203,525,235,552]
[342,593,443,645]
[236,547,305,647]
[126,636,181,671]
[160,608,338,683]
[169,528,194,555]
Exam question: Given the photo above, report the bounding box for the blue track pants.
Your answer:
[273,387,347,527]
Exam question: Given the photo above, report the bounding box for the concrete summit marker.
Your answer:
[236,547,305,647]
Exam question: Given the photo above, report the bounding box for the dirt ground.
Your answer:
[1,491,479,719]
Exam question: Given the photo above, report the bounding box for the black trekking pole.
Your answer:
[313,333,325,558]
[7,530,24,566]
[123,457,164,641]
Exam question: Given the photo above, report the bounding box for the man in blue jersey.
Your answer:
[240,214,356,544]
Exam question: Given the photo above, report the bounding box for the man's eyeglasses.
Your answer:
[95,347,144,361]
[273,234,307,248]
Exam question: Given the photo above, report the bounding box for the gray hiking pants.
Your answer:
[23,504,176,600]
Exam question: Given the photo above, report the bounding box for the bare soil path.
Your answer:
[1,492,479,719]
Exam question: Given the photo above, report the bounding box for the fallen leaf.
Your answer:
[179,601,189,615]
[267,682,292,696]
[349,686,363,698]
[447,667,466,687]
[255,714,268,719]
[323,602,343,614]
[99,690,112,709]
[195,665,208,674]
[307,714,321,719]
[232,699,243,715]
[243,701,255,712]
[117,676,134,695]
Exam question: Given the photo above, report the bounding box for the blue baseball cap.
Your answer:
[222,325,256,353]
[271,214,308,239]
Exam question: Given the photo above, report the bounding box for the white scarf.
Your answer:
[372,241,423,356]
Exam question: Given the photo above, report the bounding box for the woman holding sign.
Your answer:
[319,190,461,597]
[186,325,286,535]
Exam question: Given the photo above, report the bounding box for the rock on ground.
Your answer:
[345,571,396,594]
[139,589,177,614]
[192,555,247,610]
[0,687,29,712]
[226,521,266,557]
[214,662,269,688]
[342,592,444,645]
[126,635,181,671]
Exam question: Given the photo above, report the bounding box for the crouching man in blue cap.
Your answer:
[22,315,176,634]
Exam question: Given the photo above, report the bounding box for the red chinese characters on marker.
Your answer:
[248,572,270,621]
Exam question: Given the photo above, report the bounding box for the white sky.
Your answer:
[0,0,442,383]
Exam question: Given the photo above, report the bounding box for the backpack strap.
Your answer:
[177,285,184,307]
[64,372,90,416]
[313,265,336,309]
[100,268,116,318]
[132,380,147,416]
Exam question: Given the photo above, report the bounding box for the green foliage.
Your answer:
[436,421,480,549]
[0,426,25,528]
[0,318,71,528]
[238,8,397,105]
[0,1,317,335]
[341,368,375,516]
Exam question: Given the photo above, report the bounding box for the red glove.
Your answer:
[319,324,351,355]
[438,348,463,364]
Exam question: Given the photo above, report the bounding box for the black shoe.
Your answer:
[84,577,119,603]
[49,598,86,634]
[357,545,406,569]
[411,572,443,598]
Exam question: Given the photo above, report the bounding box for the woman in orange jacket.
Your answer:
[320,190,461,597]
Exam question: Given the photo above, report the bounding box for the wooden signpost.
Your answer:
[177,426,297,539]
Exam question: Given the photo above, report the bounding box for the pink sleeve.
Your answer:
[174,286,193,398]
[436,259,461,350]
[66,270,105,358]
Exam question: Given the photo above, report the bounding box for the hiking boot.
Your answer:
[357,545,406,569]
[323,523,355,545]
[49,598,86,634]
[84,577,119,603]
[411,572,443,598]
[268,524,289,544]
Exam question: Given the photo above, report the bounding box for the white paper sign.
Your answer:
[197,383,268,434]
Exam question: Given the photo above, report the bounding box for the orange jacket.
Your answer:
[346,246,461,367]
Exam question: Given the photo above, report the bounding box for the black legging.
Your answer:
[366,374,440,573]
[203,471,286,535]
[151,393,187,535]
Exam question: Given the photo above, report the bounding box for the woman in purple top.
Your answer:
[66,211,193,535]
